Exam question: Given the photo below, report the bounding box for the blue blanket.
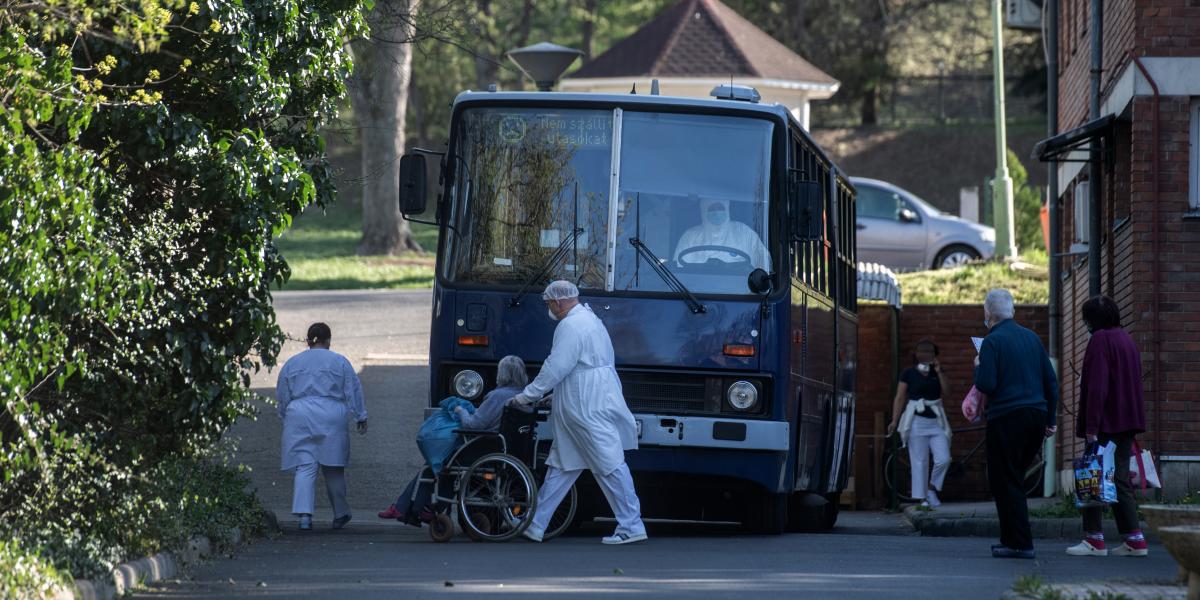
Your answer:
[416,397,475,473]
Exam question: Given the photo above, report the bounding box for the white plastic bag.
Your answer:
[1129,440,1162,489]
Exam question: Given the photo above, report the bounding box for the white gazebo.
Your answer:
[559,0,839,129]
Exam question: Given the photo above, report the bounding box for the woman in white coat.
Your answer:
[515,280,647,545]
[277,323,368,531]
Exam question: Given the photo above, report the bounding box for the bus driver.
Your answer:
[673,197,770,270]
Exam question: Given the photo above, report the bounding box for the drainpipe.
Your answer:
[1087,0,1103,297]
[1045,0,1060,498]
[1129,53,1163,477]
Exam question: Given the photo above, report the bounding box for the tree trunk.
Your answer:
[860,85,877,125]
[349,0,422,255]
[580,0,597,62]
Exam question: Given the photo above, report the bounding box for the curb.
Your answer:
[903,507,1153,542]
[61,510,279,600]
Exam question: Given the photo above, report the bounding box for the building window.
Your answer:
[1072,181,1090,253]
[1190,98,1200,211]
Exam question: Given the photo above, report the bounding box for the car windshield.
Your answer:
[445,106,774,296]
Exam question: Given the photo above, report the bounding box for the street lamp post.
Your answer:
[936,59,946,123]
[991,0,1017,259]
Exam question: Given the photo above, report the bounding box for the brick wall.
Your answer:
[1058,0,1137,132]
[854,304,1050,504]
[1056,96,1200,477]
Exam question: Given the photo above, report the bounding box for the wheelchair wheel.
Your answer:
[429,513,454,543]
[542,480,578,540]
[458,452,537,542]
[461,507,491,543]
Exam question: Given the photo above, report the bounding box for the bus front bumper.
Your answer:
[632,414,789,452]
[537,414,788,452]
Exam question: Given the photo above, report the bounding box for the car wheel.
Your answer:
[934,244,980,269]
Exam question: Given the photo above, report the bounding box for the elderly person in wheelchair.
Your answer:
[377,355,531,524]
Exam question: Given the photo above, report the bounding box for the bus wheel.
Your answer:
[823,493,841,529]
[785,492,827,533]
[745,492,786,535]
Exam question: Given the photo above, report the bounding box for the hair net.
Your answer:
[541,280,579,301]
[495,355,529,388]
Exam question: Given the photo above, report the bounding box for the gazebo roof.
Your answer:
[567,0,836,87]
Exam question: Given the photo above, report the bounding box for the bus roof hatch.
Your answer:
[710,84,761,103]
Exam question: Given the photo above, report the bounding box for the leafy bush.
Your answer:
[0,539,69,599]
[1,0,361,588]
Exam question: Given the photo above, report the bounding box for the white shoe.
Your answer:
[522,525,544,543]
[925,489,942,508]
[601,531,648,545]
[1065,540,1108,556]
[1110,542,1148,557]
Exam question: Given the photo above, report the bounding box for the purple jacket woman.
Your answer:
[1067,295,1150,558]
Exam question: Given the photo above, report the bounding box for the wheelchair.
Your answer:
[415,400,579,542]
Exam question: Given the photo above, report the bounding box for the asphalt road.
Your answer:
[236,289,434,516]
[165,290,1180,599]
[135,514,1179,599]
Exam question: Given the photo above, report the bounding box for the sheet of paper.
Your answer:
[972,337,984,354]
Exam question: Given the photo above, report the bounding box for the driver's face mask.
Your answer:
[706,207,728,226]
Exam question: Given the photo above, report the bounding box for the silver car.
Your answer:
[851,177,995,271]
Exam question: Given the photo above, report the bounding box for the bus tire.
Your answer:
[745,492,786,535]
[823,493,841,529]
[785,492,827,533]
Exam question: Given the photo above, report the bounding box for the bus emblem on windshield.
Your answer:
[499,115,525,143]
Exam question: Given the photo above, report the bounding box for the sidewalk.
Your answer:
[903,498,1154,542]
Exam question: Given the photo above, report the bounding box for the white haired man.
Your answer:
[974,289,1059,559]
[516,280,647,545]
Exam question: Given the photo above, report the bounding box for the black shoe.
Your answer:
[332,514,352,529]
[992,545,1035,559]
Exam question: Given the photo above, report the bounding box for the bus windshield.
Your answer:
[446,106,774,296]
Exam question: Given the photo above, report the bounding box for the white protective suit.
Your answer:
[673,198,771,270]
[520,304,638,476]
[276,348,368,470]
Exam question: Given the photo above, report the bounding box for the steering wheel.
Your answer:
[676,245,753,266]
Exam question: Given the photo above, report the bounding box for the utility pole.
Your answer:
[991,0,1017,259]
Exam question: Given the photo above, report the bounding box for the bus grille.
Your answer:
[620,374,710,414]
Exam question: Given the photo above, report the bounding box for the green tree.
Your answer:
[1,0,361,575]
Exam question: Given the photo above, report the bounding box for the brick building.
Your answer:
[1037,0,1200,497]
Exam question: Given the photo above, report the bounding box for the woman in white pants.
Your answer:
[887,340,953,508]
[277,323,368,531]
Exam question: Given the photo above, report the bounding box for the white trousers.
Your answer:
[530,463,645,536]
[292,462,350,518]
[907,416,951,500]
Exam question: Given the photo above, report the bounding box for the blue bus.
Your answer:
[398,85,857,533]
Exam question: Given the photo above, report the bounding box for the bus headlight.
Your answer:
[727,381,758,411]
[453,370,484,400]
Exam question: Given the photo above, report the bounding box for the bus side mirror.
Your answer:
[747,268,771,295]
[790,175,824,241]
[398,154,428,215]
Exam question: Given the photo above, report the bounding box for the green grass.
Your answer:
[1029,494,1082,519]
[274,198,439,290]
[897,249,1050,305]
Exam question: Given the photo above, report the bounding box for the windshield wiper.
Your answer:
[628,238,706,314]
[507,227,584,307]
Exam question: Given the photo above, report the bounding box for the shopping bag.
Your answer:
[1129,439,1162,489]
[416,396,475,473]
[1073,441,1118,508]
[961,386,983,423]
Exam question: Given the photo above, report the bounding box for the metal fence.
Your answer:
[814,74,1046,128]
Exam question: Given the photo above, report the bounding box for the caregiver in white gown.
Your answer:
[277,322,368,531]
[515,280,647,545]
